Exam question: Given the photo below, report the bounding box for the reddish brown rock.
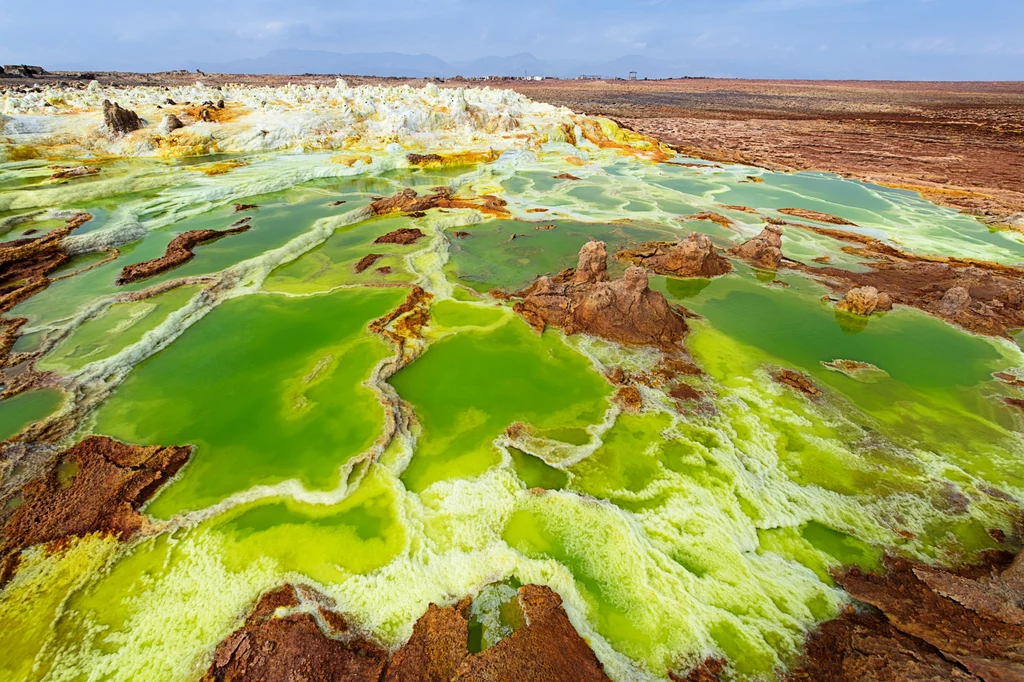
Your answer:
[687,211,735,229]
[204,585,388,682]
[785,609,980,682]
[354,253,384,273]
[369,286,433,357]
[102,99,143,135]
[614,385,643,413]
[0,436,192,584]
[384,598,471,682]
[718,204,760,215]
[671,657,726,682]
[116,225,250,285]
[730,225,785,269]
[829,554,1024,682]
[772,369,821,398]
[376,266,393,275]
[407,153,444,166]
[233,203,258,212]
[994,372,1024,388]
[452,231,471,239]
[616,233,732,278]
[374,228,426,246]
[778,208,857,226]
[453,585,611,681]
[835,286,893,316]
[370,187,509,218]
[669,383,701,402]
[510,241,689,351]
[554,173,581,180]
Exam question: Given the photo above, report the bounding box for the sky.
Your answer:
[1,0,1022,80]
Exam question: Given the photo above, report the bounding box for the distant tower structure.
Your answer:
[628,71,638,81]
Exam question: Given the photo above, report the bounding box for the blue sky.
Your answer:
[1,0,1021,79]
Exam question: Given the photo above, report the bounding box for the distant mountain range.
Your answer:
[193,49,734,80]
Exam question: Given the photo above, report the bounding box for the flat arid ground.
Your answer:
[503,78,1024,230]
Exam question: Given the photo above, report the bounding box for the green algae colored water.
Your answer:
[1,140,1023,682]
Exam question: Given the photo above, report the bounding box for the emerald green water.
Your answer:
[2,134,1023,682]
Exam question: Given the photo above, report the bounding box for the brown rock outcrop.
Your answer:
[616,233,732,278]
[102,99,143,136]
[204,585,388,682]
[116,225,250,285]
[0,436,192,584]
[834,286,893,316]
[233,203,258,213]
[384,598,471,682]
[0,211,90,315]
[788,226,1024,338]
[369,187,509,218]
[687,211,735,229]
[671,657,726,682]
[354,253,384,273]
[554,173,581,180]
[729,225,785,269]
[510,240,689,351]
[614,386,643,413]
[778,208,857,226]
[452,585,611,681]
[374,228,426,245]
[772,369,821,397]
[159,113,184,133]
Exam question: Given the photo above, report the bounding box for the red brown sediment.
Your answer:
[329,200,347,206]
[772,369,821,398]
[376,266,392,274]
[0,212,89,315]
[718,204,761,215]
[554,173,581,180]
[369,187,510,218]
[616,233,732,278]
[0,436,191,584]
[1005,397,1024,413]
[233,203,258,212]
[729,225,785,270]
[535,224,556,231]
[354,253,384,273]
[452,231,471,239]
[509,240,689,351]
[614,385,643,413]
[687,211,735,229]
[374,228,426,245]
[48,165,101,181]
[526,208,549,213]
[994,372,1024,388]
[384,598,471,682]
[452,585,611,681]
[203,585,388,682]
[115,225,251,285]
[669,383,702,402]
[368,286,433,358]
[778,208,857,226]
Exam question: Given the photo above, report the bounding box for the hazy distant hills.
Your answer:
[196,49,722,79]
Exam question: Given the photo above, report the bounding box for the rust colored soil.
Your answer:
[777,208,857,226]
[0,435,192,584]
[384,598,471,682]
[204,585,388,682]
[116,225,250,285]
[354,253,384,273]
[509,240,689,351]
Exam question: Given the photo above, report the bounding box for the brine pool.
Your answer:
[1,145,1023,682]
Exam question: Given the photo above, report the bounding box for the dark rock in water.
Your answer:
[354,253,384,273]
[384,598,471,682]
[116,225,251,284]
[375,228,426,245]
[730,225,784,269]
[0,436,192,585]
[329,200,347,206]
[204,585,388,682]
[48,165,101,181]
[510,240,689,351]
[0,212,90,317]
[554,173,581,180]
[234,203,258,212]
[617,233,732,278]
[158,113,184,134]
[452,231,470,239]
[778,208,857,226]
[102,99,144,136]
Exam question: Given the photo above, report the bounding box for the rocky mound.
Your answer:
[729,225,785,269]
[834,286,893,316]
[616,233,732,278]
[207,584,610,682]
[0,436,192,585]
[510,240,689,351]
[102,99,144,136]
[0,212,90,317]
[778,208,857,226]
[116,225,251,285]
[788,552,1024,681]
